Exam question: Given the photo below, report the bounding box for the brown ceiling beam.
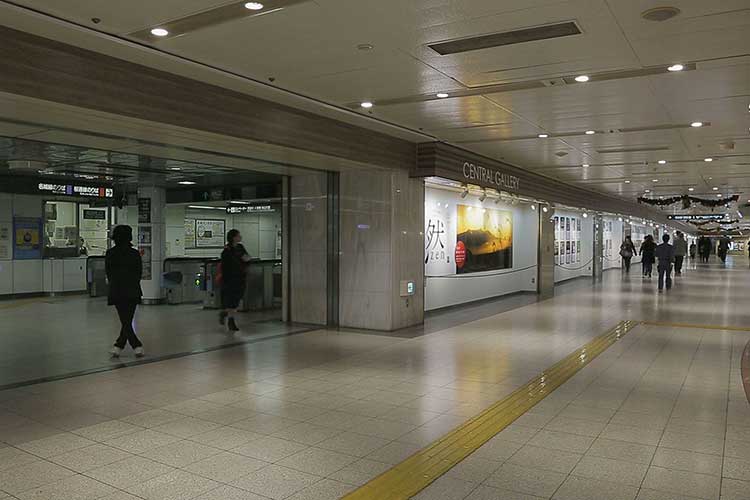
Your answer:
[0,25,416,171]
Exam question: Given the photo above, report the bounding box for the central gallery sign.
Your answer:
[462,162,520,191]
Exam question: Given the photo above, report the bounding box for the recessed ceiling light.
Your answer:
[357,43,374,51]
[658,160,667,164]
[244,2,264,10]
[585,130,596,135]
[582,163,590,168]
[624,180,631,184]
[713,187,719,190]
[178,180,196,185]
[582,212,588,218]
[652,179,659,182]
[436,93,449,98]
[667,64,684,72]
[360,101,373,109]
[704,157,713,162]
[717,193,723,197]
[688,187,695,191]
[169,167,181,171]
[575,75,590,83]
[151,28,169,37]
[690,121,703,127]
[538,133,549,138]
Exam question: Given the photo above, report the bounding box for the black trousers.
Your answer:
[623,256,632,272]
[674,256,684,273]
[114,302,142,349]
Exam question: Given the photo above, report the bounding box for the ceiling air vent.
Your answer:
[641,7,681,22]
[8,160,47,171]
[429,21,581,55]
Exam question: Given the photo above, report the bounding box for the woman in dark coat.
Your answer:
[639,234,657,278]
[619,236,636,273]
[219,229,251,332]
[106,225,144,357]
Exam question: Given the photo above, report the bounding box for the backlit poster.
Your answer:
[456,204,513,273]
[0,223,10,259]
[13,217,42,260]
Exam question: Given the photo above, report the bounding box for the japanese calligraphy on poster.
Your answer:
[425,188,514,276]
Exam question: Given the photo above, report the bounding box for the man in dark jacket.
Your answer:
[655,234,675,292]
[106,225,144,357]
[219,229,251,332]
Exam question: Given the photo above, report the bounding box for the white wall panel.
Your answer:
[13,260,43,293]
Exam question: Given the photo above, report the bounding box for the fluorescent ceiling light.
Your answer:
[582,212,588,218]
[582,163,590,168]
[178,180,196,185]
[169,167,181,171]
[436,93,449,98]
[717,193,723,197]
[538,133,549,138]
[575,75,590,82]
[530,204,536,210]
[713,187,719,190]
[667,64,684,72]
[151,28,169,37]
[690,121,703,127]
[652,179,658,182]
[688,187,694,191]
[585,130,596,135]
[624,180,631,184]
[704,157,713,162]
[645,189,651,193]
[360,101,373,109]
[244,2,264,9]
[657,160,666,164]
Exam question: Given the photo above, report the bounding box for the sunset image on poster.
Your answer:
[455,205,513,273]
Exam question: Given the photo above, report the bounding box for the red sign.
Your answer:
[455,241,466,269]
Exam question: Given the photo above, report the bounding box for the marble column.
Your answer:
[593,214,604,283]
[537,205,555,299]
[136,186,166,304]
[339,169,424,331]
[289,173,328,325]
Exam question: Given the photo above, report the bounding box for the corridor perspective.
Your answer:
[1,0,750,499]
[1,257,748,500]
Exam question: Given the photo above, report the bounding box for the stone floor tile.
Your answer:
[411,475,479,500]
[485,463,567,498]
[184,451,268,483]
[126,470,219,500]
[277,447,357,476]
[642,466,721,499]
[232,436,309,463]
[508,444,583,474]
[15,474,114,500]
[231,464,320,500]
[85,455,175,489]
[552,475,638,500]
[571,455,649,486]
[652,447,723,476]
[49,443,131,473]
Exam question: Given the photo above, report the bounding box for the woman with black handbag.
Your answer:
[619,236,636,273]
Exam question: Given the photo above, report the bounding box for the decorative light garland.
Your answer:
[637,194,739,208]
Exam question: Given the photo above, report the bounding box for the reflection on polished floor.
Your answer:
[0,257,748,500]
[0,298,305,388]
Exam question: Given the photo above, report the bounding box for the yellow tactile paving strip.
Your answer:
[342,320,639,500]
[641,320,750,332]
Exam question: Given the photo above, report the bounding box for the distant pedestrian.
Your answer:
[619,236,636,273]
[655,234,675,292]
[639,234,656,278]
[689,242,697,259]
[699,236,711,263]
[219,229,251,332]
[106,225,144,358]
[718,238,729,263]
[673,232,687,275]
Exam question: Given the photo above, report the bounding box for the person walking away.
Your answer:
[689,242,697,260]
[106,225,144,358]
[619,236,636,273]
[699,236,711,263]
[640,234,656,278]
[219,229,251,332]
[655,234,675,292]
[673,231,687,275]
[718,238,729,264]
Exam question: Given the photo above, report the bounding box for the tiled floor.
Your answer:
[0,297,305,387]
[0,256,748,499]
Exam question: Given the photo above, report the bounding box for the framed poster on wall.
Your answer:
[13,217,43,260]
[184,219,196,249]
[195,219,226,248]
[0,222,11,259]
[455,204,513,273]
